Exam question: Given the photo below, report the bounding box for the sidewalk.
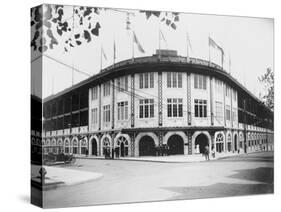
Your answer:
[77,152,243,163]
[31,164,103,190]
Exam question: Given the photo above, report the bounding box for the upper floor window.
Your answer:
[117,101,128,120]
[139,99,154,118]
[103,81,111,96]
[215,79,223,93]
[194,74,207,90]
[103,105,110,122]
[139,73,154,89]
[232,108,237,122]
[194,99,207,117]
[91,87,98,100]
[225,86,231,97]
[215,101,223,122]
[117,76,128,92]
[226,105,231,121]
[167,98,183,117]
[91,108,98,125]
[167,72,182,88]
[233,90,237,101]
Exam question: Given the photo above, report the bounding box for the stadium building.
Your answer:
[41,50,274,158]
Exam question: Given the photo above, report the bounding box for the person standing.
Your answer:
[204,145,210,161]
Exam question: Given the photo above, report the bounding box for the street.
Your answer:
[43,152,273,208]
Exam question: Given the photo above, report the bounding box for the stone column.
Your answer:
[130,133,135,157]
[187,131,193,155]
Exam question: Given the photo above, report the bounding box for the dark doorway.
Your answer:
[120,142,125,157]
[91,138,97,156]
[139,136,156,156]
[167,135,184,155]
[195,134,209,154]
[234,135,238,151]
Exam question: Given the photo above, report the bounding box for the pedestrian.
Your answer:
[204,145,210,161]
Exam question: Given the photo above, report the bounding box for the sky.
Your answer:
[31,5,274,99]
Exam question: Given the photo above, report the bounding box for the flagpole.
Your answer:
[100,46,102,71]
[132,31,134,62]
[208,34,211,66]
[113,38,116,66]
[186,32,190,62]
[158,19,161,60]
[229,54,231,74]
[221,52,224,69]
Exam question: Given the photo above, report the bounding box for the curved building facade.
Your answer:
[42,50,274,158]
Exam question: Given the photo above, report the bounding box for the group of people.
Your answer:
[155,144,170,156]
[104,146,121,159]
[203,145,215,161]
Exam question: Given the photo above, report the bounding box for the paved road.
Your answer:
[43,152,273,208]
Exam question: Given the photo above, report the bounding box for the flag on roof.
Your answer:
[101,46,107,60]
[133,31,145,53]
[160,30,167,43]
[209,37,224,56]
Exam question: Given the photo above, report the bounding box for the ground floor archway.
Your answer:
[91,138,98,156]
[139,135,156,156]
[167,134,184,155]
[195,134,209,154]
[116,135,129,157]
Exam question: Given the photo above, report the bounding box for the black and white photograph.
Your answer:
[30,3,274,209]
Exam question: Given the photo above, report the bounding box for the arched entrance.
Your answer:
[116,136,129,157]
[91,138,98,156]
[234,134,238,151]
[167,135,184,155]
[139,136,156,156]
[195,134,209,154]
[216,133,224,153]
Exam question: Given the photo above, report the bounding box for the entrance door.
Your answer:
[167,135,184,155]
[91,139,97,156]
[120,142,125,157]
[195,134,209,154]
[139,136,156,156]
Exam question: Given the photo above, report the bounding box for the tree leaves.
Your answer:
[259,68,274,110]
[83,30,91,42]
[31,6,179,53]
[140,10,179,30]
[91,22,101,36]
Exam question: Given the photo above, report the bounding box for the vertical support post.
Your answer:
[158,72,163,126]
[131,74,135,128]
[243,99,247,153]
[210,77,214,126]
[130,133,135,157]
[187,73,192,126]
[111,79,115,129]
[98,84,102,131]
[188,131,193,155]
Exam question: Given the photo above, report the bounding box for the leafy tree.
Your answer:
[259,68,274,111]
[31,5,179,53]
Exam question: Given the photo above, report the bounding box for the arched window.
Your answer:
[116,136,129,157]
[81,138,88,155]
[216,133,224,153]
[65,140,70,154]
[73,139,78,154]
